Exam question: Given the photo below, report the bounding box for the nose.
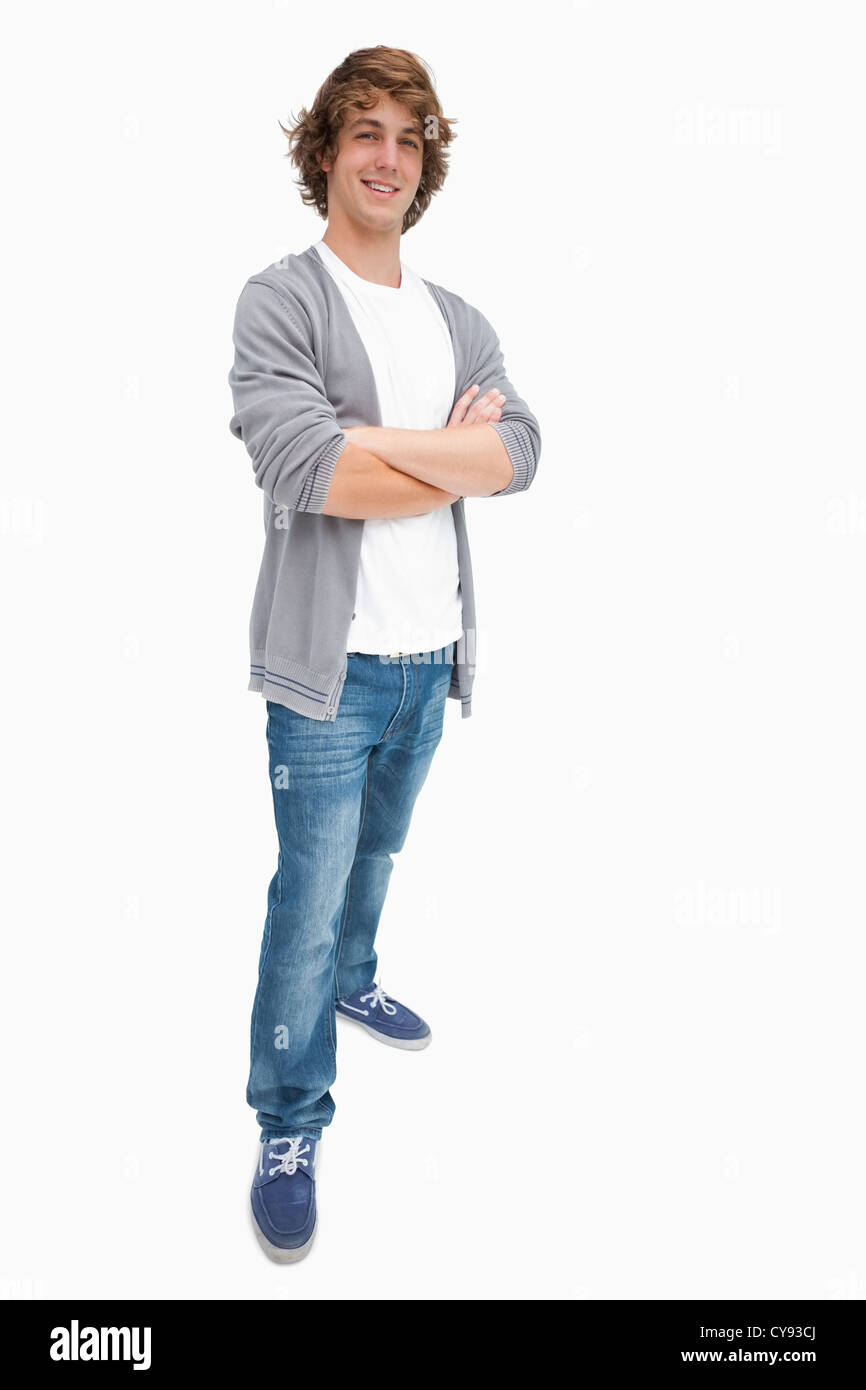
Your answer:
[375,137,400,171]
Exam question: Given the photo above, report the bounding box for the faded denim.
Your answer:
[247,644,455,1142]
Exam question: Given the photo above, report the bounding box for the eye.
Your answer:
[356,132,419,149]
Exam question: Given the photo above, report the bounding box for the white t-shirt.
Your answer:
[313,238,464,656]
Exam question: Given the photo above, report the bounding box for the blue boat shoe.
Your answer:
[250,1135,318,1262]
[335,981,432,1050]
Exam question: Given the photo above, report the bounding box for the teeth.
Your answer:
[364,181,396,193]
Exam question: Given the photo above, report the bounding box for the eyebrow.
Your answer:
[347,117,423,137]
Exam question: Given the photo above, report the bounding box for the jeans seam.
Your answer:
[380,660,409,742]
[250,706,279,1112]
[249,849,281,1090]
[394,659,421,739]
[331,760,371,1036]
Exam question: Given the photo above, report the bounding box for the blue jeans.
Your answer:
[247,644,456,1142]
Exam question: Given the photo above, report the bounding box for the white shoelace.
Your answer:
[360,983,397,1016]
[261,1136,310,1178]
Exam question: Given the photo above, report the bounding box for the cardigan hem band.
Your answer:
[250,648,474,722]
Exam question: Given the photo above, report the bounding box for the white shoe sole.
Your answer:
[250,1204,317,1263]
[336,1011,432,1050]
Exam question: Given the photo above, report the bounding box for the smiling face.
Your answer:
[319,94,425,236]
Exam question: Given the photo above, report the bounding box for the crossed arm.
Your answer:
[321,387,514,520]
[229,277,539,519]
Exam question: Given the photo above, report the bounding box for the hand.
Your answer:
[447,384,505,429]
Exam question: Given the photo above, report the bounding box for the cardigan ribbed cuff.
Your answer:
[295,433,348,513]
[489,418,536,496]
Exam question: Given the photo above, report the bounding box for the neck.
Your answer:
[321,217,402,288]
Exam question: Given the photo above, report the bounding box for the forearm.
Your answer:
[348,424,513,498]
[321,441,460,520]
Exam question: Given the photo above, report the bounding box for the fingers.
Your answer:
[448,383,480,426]
[448,385,507,427]
[467,390,506,423]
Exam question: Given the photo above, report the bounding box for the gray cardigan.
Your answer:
[227,244,541,721]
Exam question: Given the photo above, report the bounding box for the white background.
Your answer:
[2,0,865,1300]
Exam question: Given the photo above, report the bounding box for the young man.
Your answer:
[228,46,541,1262]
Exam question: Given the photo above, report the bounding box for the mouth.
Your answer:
[361,179,400,199]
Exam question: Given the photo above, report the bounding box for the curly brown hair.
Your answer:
[279,46,457,234]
